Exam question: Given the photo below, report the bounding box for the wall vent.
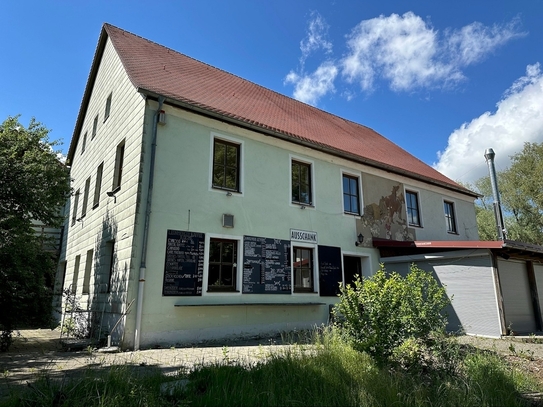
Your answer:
[222,214,234,228]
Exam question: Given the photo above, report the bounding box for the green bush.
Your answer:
[333,263,450,365]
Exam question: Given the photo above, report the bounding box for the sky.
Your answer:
[1,0,542,185]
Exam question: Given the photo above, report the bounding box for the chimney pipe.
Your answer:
[484,148,507,240]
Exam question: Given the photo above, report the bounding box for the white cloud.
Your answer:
[285,12,525,105]
[285,61,338,105]
[299,11,333,68]
[433,63,543,184]
[342,12,524,92]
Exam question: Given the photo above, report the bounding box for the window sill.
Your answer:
[92,203,99,210]
[447,231,459,235]
[292,202,314,208]
[344,211,361,217]
[409,224,423,228]
[212,186,241,194]
[111,186,121,194]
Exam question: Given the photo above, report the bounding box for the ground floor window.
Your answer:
[293,247,314,292]
[208,238,238,292]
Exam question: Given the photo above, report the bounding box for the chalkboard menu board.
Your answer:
[243,236,291,294]
[163,230,205,296]
[318,245,343,297]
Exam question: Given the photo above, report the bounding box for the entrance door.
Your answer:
[343,256,362,286]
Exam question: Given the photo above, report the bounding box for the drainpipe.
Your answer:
[134,96,165,350]
[484,148,507,241]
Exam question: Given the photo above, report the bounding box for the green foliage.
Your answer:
[0,116,71,350]
[333,264,450,365]
[467,142,543,244]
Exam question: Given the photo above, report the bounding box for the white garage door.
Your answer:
[498,259,537,334]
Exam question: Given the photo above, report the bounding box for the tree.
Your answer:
[468,142,543,245]
[0,116,71,350]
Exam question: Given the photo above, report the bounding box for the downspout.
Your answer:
[134,96,165,350]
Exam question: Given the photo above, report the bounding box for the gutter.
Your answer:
[134,96,165,351]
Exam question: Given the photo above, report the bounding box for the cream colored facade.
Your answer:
[59,36,479,350]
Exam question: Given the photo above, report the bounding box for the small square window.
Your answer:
[293,247,314,293]
[343,174,360,215]
[207,239,238,292]
[292,160,312,205]
[444,201,457,234]
[406,191,421,227]
[212,139,240,192]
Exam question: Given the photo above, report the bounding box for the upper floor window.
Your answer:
[212,138,240,192]
[104,93,112,121]
[92,115,98,139]
[93,162,103,209]
[343,174,360,215]
[81,177,91,218]
[444,201,457,234]
[71,189,80,226]
[293,247,314,293]
[406,190,421,227]
[292,160,312,205]
[208,238,238,292]
[81,132,87,155]
[112,140,125,192]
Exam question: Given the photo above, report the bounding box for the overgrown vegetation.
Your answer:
[0,116,71,351]
[3,265,543,406]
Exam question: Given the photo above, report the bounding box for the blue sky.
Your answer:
[1,0,542,184]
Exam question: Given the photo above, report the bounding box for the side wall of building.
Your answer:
[60,38,146,345]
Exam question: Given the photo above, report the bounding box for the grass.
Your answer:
[2,330,542,407]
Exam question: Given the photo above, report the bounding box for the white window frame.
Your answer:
[208,132,244,196]
[341,169,363,217]
[289,154,316,208]
[291,241,319,294]
[202,233,243,296]
[404,187,423,228]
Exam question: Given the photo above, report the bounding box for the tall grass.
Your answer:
[3,330,542,407]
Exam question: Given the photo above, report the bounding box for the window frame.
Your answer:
[292,245,317,293]
[106,240,115,293]
[104,93,112,122]
[444,200,458,234]
[71,188,80,225]
[342,172,361,215]
[112,140,125,192]
[92,115,98,139]
[81,132,87,155]
[405,190,422,227]
[72,255,81,294]
[82,249,93,295]
[205,236,240,293]
[93,162,104,209]
[290,156,314,206]
[211,137,241,192]
[81,177,91,218]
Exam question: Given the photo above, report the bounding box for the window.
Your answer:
[343,174,360,215]
[81,132,87,154]
[93,163,103,208]
[104,93,112,121]
[406,191,421,227]
[293,247,314,292]
[81,177,91,218]
[72,255,81,293]
[212,139,240,191]
[92,115,98,139]
[292,160,312,205]
[208,239,238,292]
[106,241,115,293]
[71,189,80,225]
[82,249,93,294]
[444,201,457,233]
[112,140,125,192]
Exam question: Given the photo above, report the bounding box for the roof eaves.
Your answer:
[139,88,478,198]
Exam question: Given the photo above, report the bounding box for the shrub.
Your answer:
[333,263,450,365]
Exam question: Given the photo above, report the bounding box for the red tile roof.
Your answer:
[69,23,475,196]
